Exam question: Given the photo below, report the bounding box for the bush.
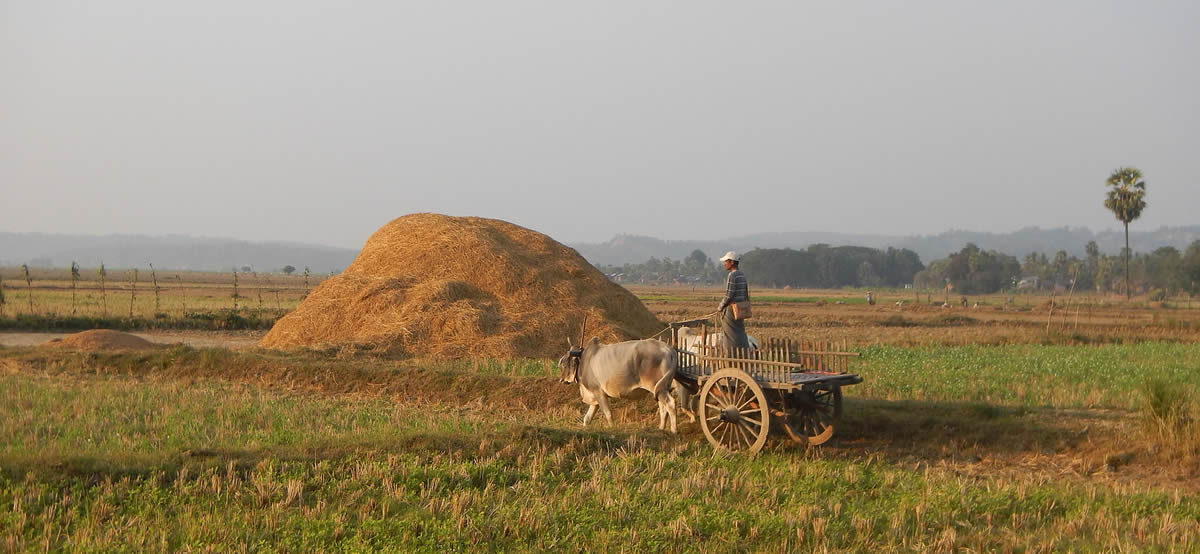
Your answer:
[931,315,979,326]
[879,315,916,327]
[1149,288,1167,301]
[1142,380,1192,425]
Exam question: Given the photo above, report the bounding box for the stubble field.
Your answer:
[2,275,1199,552]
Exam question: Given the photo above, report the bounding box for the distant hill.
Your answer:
[572,226,1200,266]
[0,232,359,273]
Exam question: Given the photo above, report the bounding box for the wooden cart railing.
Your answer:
[669,318,860,389]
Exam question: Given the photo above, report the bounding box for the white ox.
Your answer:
[676,326,760,354]
[559,337,679,433]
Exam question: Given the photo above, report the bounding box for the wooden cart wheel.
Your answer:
[699,368,770,454]
[782,387,842,446]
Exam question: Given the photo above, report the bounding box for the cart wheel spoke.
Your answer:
[725,381,742,406]
[739,414,763,428]
[734,423,752,448]
[722,423,738,449]
[722,422,736,447]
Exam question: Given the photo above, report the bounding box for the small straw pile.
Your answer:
[46,329,160,351]
[260,214,663,358]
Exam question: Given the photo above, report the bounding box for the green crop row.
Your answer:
[853,343,1200,409]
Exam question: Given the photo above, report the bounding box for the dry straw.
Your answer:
[45,329,160,351]
[260,214,663,358]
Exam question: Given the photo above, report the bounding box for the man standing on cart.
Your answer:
[717,251,751,349]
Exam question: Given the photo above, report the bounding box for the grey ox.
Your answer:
[559,337,679,433]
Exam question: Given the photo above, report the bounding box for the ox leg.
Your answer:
[579,386,599,426]
[658,390,678,434]
[657,391,667,430]
[597,395,613,426]
[582,404,598,426]
[675,386,697,423]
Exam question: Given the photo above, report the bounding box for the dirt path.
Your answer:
[0,330,264,349]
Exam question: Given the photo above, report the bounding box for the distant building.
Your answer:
[1016,276,1039,290]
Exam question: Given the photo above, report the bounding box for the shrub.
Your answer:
[879,315,916,327]
[1142,379,1192,424]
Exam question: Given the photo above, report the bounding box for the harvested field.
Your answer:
[260,214,662,358]
[3,345,1199,552]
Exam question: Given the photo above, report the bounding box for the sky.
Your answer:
[2,1,1197,250]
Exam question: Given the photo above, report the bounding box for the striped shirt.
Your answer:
[719,269,750,310]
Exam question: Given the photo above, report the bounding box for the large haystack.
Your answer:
[260,214,663,358]
[47,329,160,351]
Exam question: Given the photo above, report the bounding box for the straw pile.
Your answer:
[260,214,663,358]
[46,329,160,351]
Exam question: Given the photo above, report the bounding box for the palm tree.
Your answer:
[1103,167,1147,299]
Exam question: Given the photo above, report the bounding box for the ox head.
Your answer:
[558,343,585,384]
[559,314,589,384]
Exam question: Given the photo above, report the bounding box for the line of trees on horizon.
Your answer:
[600,240,1200,298]
[599,245,925,288]
[911,240,1200,297]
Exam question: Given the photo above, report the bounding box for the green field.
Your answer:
[2,343,1198,552]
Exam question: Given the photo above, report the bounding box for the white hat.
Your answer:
[719,251,740,262]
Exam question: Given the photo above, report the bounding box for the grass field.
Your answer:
[2,272,1199,551]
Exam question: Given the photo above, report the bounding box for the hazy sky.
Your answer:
[3,1,1197,249]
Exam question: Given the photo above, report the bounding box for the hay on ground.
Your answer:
[260,214,664,358]
[46,329,160,351]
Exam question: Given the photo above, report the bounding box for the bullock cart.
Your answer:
[669,318,863,454]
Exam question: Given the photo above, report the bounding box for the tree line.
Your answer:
[599,249,729,285]
[913,241,1200,297]
[600,245,925,288]
[601,239,1200,298]
[741,246,924,288]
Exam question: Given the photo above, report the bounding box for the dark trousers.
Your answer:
[720,305,750,349]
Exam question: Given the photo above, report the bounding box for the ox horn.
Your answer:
[578,314,589,347]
